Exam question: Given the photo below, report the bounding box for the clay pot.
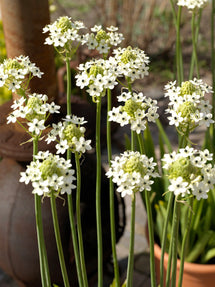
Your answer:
[154,243,215,287]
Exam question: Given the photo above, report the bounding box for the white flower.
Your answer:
[163,147,215,199]
[20,151,76,197]
[177,0,209,10]
[43,16,86,55]
[106,151,158,197]
[47,115,92,154]
[113,46,149,81]
[109,91,159,133]
[165,79,214,133]
[168,177,189,197]
[28,119,45,135]
[56,140,69,154]
[0,56,43,93]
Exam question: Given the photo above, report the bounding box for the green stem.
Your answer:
[165,234,173,287]
[145,190,156,287]
[189,10,202,79]
[96,97,103,287]
[159,192,174,287]
[178,198,193,287]
[67,194,84,287]
[107,89,120,286]
[66,57,72,116]
[33,139,51,287]
[50,193,70,287]
[176,6,183,85]
[75,152,88,286]
[137,134,156,287]
[126,194,136,287]
[65,54,84,286]
[170,200,180,287]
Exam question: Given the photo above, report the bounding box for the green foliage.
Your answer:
[0,20,12,105]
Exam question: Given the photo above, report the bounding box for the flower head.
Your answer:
[7,93,60,137]
[20,151,76,196]
[75,58,118,101]
[85,25,124,55]
[43,16,86,57]
[106,151,159,197]
[162,147,215,200]
[112,46,150,82]
[0,55,43,93]
[46,115,92,155]
[177,0,209,11]
[165,79,214,133]
[108,91,159,133]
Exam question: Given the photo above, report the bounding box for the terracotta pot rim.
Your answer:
[154,243,215,273]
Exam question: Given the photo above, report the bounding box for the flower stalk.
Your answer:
[75,152,89,286]
[33,138,51,287]
[96,96,103,287]
[107,88,120,286]
[50,192,70,287]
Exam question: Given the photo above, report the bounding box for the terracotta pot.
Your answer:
[154,243,215,287]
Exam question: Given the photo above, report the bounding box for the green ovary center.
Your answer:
[89,65,104,77]
[5,59,24,70]
[121,47,137,64]
[123,99,142,118]
[40,158,62,179]
[56,16,72,32]
[124,156,146,175]
[177,101,196,118]
[180,81,197,96]
[96,29,109,42]
[168,157,201,182]
[63,123,82,144]
[26,97,44,121]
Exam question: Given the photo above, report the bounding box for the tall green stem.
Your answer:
[67,193,84,287]
[178,198,193,287]
[50,193,70,287]
[170,200,180,287]
[66,57,72,116]
[176,6,183,85]
[75,152,88,286]
[137,133,156,287]
[159,192,174,287]
[107,89,120,286]
[189,11,202,79]
[96,97,103,287]
[33,139,51,287]
[126,194,136,287]
[66,54,84,286]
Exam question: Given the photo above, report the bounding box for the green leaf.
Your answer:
[201,247,215,263]
[156,119,172,153]
[185,231,213,262]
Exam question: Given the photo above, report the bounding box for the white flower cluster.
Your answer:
[43,16,86,49]
[113,46,150,81]
[108,91,159,133]
[75,58,118,100]
[20,151,76,196]
[162,146,215,200]
[46,115,92,154]
[85,25,124,55]
[177,0,209,10]
[0,55,43,92]
[165,79,214,133]
[7,93,60,135]
[106,151,159,197]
